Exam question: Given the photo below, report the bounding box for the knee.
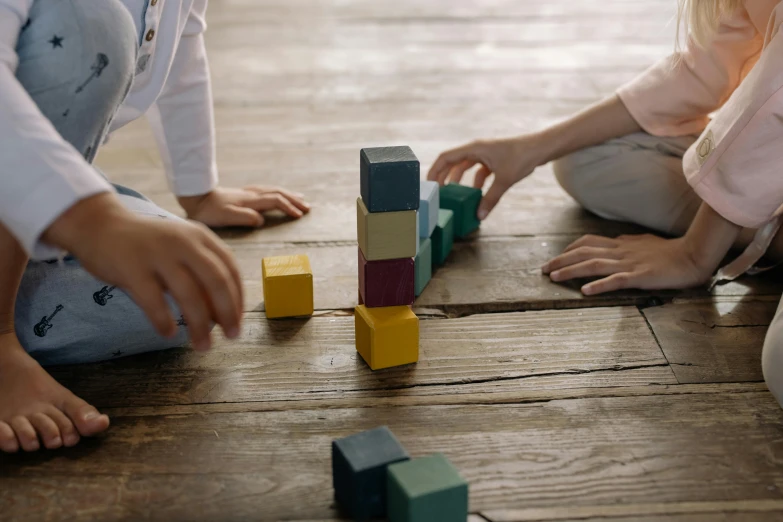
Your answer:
[18,0,137,102]
[762,324,783,408]
[552,149,606,214]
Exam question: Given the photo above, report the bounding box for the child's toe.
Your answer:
[10,416,39,452]
[0,421,19,453]
[46,408,80,447]
[29,412,62,449]
[62,396,110,436]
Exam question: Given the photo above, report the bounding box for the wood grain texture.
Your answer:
[3,391,783,520]
[225,236,783,313]
[47,307,672,408]
[483,500,783,521]
[643,297,779,384]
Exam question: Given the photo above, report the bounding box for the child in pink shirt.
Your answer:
[430,0,783,406]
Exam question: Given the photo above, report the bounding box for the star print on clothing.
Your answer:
[49,35,64,48]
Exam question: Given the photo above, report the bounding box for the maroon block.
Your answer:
[358,248,415,308]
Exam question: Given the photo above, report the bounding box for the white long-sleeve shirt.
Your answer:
[0,0,217,260]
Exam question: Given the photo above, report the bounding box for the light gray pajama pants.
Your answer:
[13,0,190,366]
[553,132,783,407]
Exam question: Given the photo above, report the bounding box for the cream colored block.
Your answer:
[356,198,417,261]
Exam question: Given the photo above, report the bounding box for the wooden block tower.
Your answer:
[355,146,420,370]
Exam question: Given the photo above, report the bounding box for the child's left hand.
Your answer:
[178,186,310,228]
[542,233,713,295]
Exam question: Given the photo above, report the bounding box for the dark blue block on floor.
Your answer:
[360,146,420,213]
[332,426,410,520]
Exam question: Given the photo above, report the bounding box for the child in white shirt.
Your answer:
[0,0,309,453]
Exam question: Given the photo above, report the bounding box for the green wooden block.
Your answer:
[414,237,432,297]
[430,209,454,267]
[387,453,469,522]
[439,183,482,238]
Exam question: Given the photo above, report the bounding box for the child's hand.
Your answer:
[428,135,549,219]
[43,193,244,351]
[542,234,712,295]
[178,186,310,228]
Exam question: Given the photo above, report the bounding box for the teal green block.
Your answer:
[430,209,454,267]
[387,453,469,522]
[439,184,482,238]
[414,238,432,297]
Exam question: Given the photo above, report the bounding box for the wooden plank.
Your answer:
[483,500,783,521]
[642,297,779,384]
[48,307,674,408]
[218,236,783,313]
[3,391,783,520]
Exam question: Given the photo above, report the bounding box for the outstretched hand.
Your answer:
[179,186,310,228]
[427,135,548,219]
[542,233,713,295]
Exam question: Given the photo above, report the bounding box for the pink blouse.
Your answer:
[618,0,783,230]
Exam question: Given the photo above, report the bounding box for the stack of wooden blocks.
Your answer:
[332,426,469,521]
[355,146,420,371]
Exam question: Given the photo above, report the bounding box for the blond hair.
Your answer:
[677,0,742,48]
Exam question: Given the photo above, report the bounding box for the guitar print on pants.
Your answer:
[93,285,116,306]
[75,53,109,94]
[34,304,64,338]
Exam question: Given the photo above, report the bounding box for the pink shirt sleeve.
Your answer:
[617,4,763,137]
[684,3,783,228]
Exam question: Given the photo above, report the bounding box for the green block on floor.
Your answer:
[387,453,469,522]
[439,183,482,238]
[415,237,432,297]
[430,209,454,267]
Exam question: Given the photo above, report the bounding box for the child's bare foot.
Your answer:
[0,333,110,453]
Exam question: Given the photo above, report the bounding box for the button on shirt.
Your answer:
[0,0,217,259]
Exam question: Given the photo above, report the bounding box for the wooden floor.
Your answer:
[4,0,783,520]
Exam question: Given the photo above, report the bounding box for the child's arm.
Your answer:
[427,94,641,218]
[147,1,309,228]
[542,202,740,295]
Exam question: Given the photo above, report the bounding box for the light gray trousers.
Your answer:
[553,132,783,408]
[12,0,189,366]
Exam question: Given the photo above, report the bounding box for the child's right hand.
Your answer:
[43,193,243,351]
[427,134,549,219]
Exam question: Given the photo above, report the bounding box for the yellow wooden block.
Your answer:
[356,198,417,261]
[262,255,314,319]
[355,305,419,370]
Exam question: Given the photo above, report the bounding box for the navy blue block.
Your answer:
[332,426,410,520]
[360,146,420,213]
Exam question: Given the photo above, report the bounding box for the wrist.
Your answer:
[42,193,128,251]
[178,191,212,217]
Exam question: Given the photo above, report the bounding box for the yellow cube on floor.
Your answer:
[262,255,314,319]
[355,305,419,370]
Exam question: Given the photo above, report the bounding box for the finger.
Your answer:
[0,421,19,453]
[182,247,242,340]
[563,234,619,253]
[200,232,244,318]
[44,407,79,447]
[549,259,624,282]
[542,246,622,275]
[29,413,62,449]
[159,264,214,351]
[245,186,310,212]
[126,276,176,337]
[445,159,479,185]
[427,143,483,185]
[10,416,39,452]
[476,179,509,220]
[249,194,304,219]
[582,272,635,295]
[473,165,492,190]
[220,205,264,228]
